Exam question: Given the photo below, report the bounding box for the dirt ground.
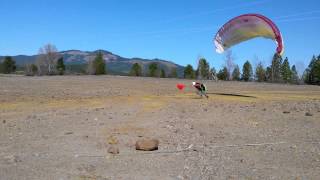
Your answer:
[1,75,320,180]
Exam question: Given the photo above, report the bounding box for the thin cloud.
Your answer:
[274,10,320,20]
[153,0,272,24]
[277,16,320,23]
[106,8,320,39]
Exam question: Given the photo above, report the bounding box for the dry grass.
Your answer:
[1,76,320,179]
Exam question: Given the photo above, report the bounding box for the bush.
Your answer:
[25,64,38,76]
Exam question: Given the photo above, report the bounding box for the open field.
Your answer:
[1,75,320,180]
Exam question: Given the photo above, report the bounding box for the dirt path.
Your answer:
[1,75,320,179]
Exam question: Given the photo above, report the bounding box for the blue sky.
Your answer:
[1,0,320,74]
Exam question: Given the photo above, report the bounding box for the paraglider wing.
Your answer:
[214,14,284,55]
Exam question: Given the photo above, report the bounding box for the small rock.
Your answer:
[184,124,193,130]
[305,112,313,116]
[3,120,6,124]
[64,132,73,135]
[4,155,21,164]
[41,135,49,139]
[135,139,159,151]
[177,175,188,180]
[107,146,119,154]
[290,145,297,149]
[199,132,205,136]
[283,111,290,114]
[107,136,118,145]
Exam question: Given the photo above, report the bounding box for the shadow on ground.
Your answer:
[207,92,257,99]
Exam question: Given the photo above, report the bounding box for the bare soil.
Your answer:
[1,75,320,180]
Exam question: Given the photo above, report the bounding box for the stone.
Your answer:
[107,136,118,145]
[305,112,313,116]
[135,139,159,151]
[107,146,119,154]
[4,155,21,164]
[283,111,290,114]
[64,132,73,135]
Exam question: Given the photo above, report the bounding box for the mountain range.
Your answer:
[0,50,185,77]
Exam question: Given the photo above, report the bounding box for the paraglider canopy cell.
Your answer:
[214,14,284,55]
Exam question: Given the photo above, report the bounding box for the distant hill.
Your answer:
[0,50,185,77]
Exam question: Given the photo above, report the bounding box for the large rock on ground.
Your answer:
[107,146,119,154]
[135,139,159,151]
[305,112,313,116]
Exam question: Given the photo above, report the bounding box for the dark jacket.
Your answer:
[194,83,206,91]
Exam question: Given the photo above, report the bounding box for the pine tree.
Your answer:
[313,55,320,85]
[184,64,195,79]
[271,53,283,82]
[281,57,292,83]
[148,63,158,77]
[197,58,210,79]
[232,65,240,81]
[209,67,217,80]
[255,62,266,82]
[265,66,272,82]
[31,64,38,75]
[291,65,299,84]
[169,67,178,78]
[304,55,317,84]
[1,56,16,74]
[0,61,3,73]
[56,57,65,75]
[160,69,166,78]
[94,52,106,75]
[130,63,142,76]
[217,67,229,80]
[242,60,253,82]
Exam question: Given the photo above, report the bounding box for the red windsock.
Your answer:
[176,83,185,90]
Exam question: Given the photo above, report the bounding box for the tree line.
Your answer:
[129,62,178,78]
[0,43,177,77]
[23,44,106,76]
[180,52,320,85]
[1,44,320,85]
[182,53,302,84]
